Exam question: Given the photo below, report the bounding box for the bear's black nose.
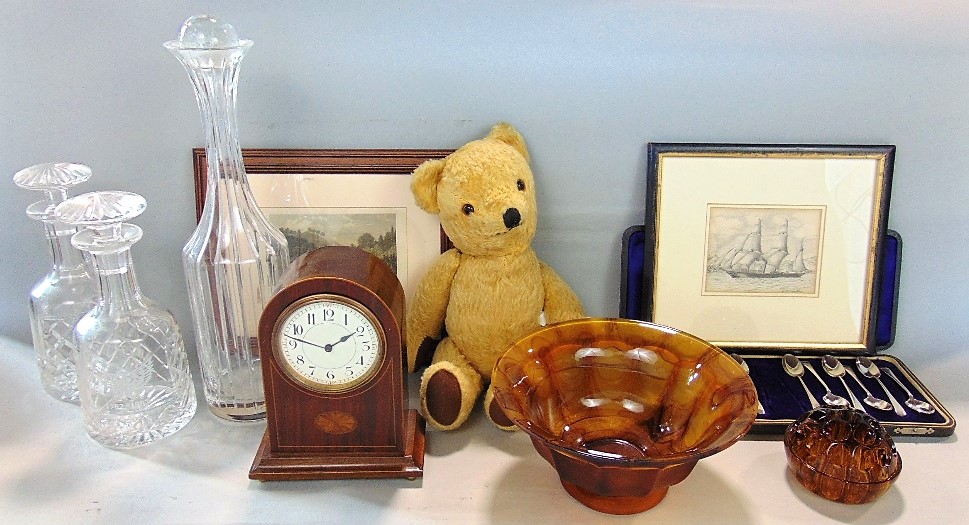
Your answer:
[503,208,521,230]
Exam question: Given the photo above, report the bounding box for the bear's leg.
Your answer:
[483,384,517,431]
[419,338,483,431]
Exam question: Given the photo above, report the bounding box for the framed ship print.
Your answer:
[193,148,453,303]
[642,143,895,352]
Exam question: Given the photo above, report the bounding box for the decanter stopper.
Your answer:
[55,191,197,449]
[164,14,254,68]
[13,162,96,403]
[174,14,241,49]
[55,190,147,252]
[14,162,92,216]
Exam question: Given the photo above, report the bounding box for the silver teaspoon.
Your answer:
[782,354,820,409]
[843,365,892,411]
[801,360,849,407]
[730,353,765,415]
[855,357,906,416]
[821,356,867,412]
[882,367,936,415]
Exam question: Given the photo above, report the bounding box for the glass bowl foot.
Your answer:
[560,480,669,515]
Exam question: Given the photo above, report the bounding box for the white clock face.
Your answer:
[275,295,384,392]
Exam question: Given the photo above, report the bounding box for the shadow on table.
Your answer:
[784,467,904,524]
[424,408,532,459]
[121,409,265,477]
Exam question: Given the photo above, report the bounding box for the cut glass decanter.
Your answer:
[55,191,197,448]
[14,162,97,403]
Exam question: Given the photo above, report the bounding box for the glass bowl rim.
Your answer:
[493,317,759,466]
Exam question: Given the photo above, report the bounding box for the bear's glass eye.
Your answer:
[517,179,526,191]
[462,203,474,215]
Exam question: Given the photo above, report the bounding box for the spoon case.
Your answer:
[623,226,954,437]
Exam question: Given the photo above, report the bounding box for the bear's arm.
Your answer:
[406,248,461,372]
[539,262,585,324]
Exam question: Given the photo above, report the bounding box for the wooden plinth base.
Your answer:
[249,410,425,481]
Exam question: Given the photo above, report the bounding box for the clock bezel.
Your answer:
[272,293,387,394]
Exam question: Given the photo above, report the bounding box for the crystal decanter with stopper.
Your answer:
[165,15,289,421]
[14,162,97,403]
[55,191,197,449]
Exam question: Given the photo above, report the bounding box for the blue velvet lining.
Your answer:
[622,227,646,320]
[743,355,945,424]
[876,232,899,348]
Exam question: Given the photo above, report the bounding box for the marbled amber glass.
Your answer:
[491,318,758,514]
[784,408,901,504]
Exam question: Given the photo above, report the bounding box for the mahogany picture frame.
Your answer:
[193,148,452,246]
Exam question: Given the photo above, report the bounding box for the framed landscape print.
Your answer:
[193,148,453,301]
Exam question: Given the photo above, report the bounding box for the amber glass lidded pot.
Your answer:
[785,407,901,504]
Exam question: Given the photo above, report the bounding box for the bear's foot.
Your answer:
[425,368,461,427]
[420,361,481,431]
[484,387,518,431]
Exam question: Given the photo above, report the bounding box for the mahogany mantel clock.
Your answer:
[249,246,425,480]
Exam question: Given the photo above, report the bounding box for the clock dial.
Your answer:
[275,295,384,393]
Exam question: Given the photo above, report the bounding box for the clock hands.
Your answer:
[284,334,329,351]
[285,330,356,353]
[327,332,355,348]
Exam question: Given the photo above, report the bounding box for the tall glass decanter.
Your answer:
[55,191,197,448]
[165,15,289,421]
[14,162,97,403]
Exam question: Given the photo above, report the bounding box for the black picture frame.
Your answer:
[642,143,895,352]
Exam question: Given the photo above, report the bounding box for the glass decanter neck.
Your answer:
[89,246,146,313]
[166,42,252,70]
[43,220,88,273]
[71,223,146,312]
[30,198,87,274]
[71,223,143,254]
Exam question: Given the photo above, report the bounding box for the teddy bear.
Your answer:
[407,122,585,431]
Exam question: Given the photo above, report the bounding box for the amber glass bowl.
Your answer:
[491,318,758,514]
[784,408,901,504]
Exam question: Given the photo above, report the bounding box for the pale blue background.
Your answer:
[2,1,966,402]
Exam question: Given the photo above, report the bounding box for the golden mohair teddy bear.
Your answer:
[407,122,585,431]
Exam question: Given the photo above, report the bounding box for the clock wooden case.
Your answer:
[250,246,425,480]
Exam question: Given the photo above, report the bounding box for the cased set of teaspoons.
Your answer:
[730,353,951,436]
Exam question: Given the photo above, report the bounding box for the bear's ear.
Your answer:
[411,158,445,214]
[487,122,530,162]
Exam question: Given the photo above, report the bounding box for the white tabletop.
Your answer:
[1,334,965,524]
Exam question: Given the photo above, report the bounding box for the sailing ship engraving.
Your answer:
[704,206,824,296]
[717,219,809,278]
